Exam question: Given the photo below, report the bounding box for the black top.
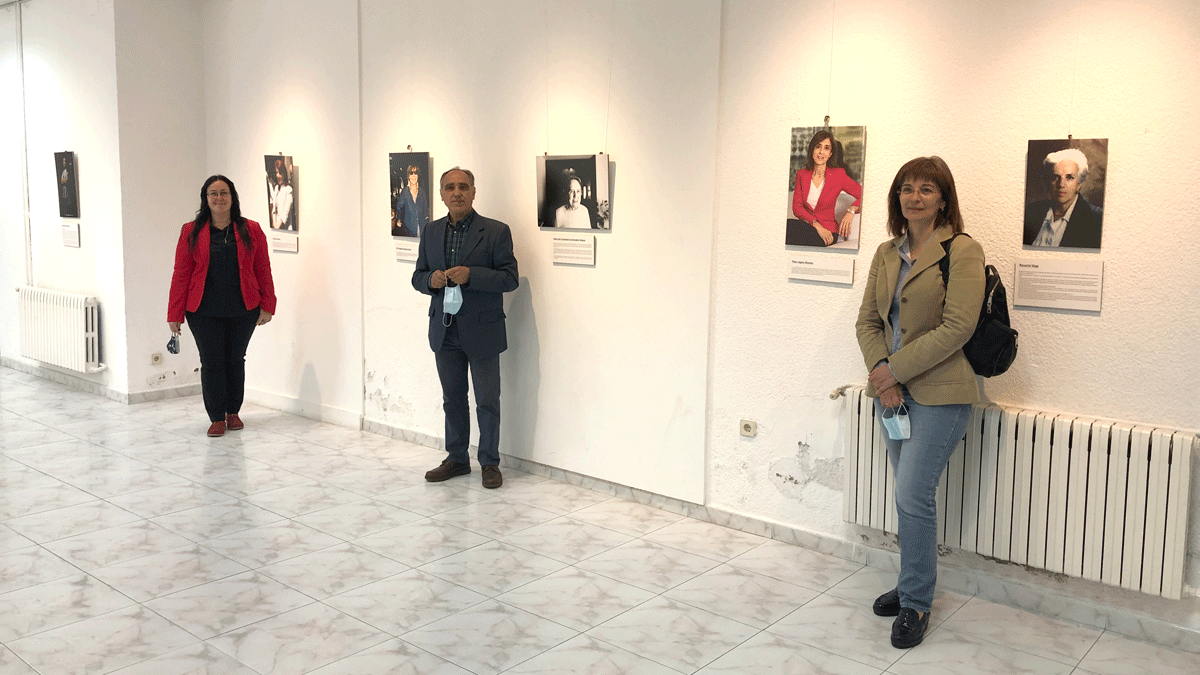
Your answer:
[194,224,255,317]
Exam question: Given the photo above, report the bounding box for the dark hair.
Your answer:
[406,164,421,177]
[189,175,251,252]
[804,130,845,171]
[271,159,290,186]
[886,156,964,237]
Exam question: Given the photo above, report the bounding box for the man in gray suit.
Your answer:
[412,168,519,489]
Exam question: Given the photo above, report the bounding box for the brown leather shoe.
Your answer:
[207,421,226,437]
[425,460,471,482]
[481,465,503,489]
[225,414,244,430]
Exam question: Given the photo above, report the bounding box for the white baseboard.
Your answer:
[244,387,363,429]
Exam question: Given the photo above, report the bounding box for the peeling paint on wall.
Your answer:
[770,438,843,499]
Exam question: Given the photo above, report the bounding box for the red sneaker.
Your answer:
[207,420,226,437]
[225,414,244,431]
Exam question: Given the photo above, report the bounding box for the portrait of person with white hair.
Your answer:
[1022,140,1107,249]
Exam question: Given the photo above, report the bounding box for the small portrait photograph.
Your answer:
[785,125,866,250]
[265,155,298,231]
[54,151,79,218]
[1022,139,1107,249]
[389,151,432,238]
[537,154,611,230]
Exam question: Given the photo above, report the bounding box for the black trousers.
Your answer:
[186,311,258,422]
[435,320,501,466]
[785,219,841,247]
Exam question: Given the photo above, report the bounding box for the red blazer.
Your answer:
[168,219,277,323]
[792,167,863,233]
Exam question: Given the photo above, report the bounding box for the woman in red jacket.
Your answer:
[168,175,276,437]
[792,129,863,246]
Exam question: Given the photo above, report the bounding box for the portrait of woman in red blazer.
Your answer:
[167,175,276,437]
[791,129,863,247]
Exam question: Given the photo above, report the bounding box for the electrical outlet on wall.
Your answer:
[150,353,163,365]
[739,418,757,437]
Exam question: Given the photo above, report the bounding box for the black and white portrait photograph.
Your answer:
[785,125,866,250]
[1023,139,1107,249]
[390,152,432,238]
[537,154,611,230]
[265,154,298,231]
[54,151,79,218]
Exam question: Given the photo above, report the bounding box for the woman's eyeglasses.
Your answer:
[897,186,940,198]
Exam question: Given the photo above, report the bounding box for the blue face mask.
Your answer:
[882,403,911,440]
[443,284,463,321]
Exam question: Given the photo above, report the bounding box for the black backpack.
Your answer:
[939,233,1018,377]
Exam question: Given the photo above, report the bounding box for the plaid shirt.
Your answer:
[444,210,475,269]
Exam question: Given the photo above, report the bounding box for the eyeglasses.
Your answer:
[408,170,419,175]
[897,185,940,198]
[207,190,231,198]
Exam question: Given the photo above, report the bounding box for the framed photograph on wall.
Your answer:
[785,125,866,250]
[1022,138,1107,249]
[54,151,79,218]
[264,155,298,232]
[389,151,432,238]
[537,154,611,230]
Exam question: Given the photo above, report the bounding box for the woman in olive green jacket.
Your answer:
[855,156,984,650]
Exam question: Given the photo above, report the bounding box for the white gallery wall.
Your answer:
[10,0,129,392]
[114,0,206,395]
[200,0,363,425]
[0,4,26,359]
[709,0,1200,584]
[360,0,720,503]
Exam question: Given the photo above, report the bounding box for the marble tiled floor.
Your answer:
[1,366,1196,675]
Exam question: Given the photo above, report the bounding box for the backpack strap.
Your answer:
[938,232,970,286]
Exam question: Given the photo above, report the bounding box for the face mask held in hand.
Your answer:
[442,284,463,326]
[882,403,911,440]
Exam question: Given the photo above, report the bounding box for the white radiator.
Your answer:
[842,385,1197,599]
[17,286,104,373]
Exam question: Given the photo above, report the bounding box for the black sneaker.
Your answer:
[891,607,929,649]
[873,588,900,616]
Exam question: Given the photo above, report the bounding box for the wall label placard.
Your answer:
[395,240,418,263]
[552,235,596,266]
[61,222,80,248]
[1013,258,1104,311]
[270,232,299,254]
[786,252,855,285]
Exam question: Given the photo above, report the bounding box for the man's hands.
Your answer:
[430,267,470,290]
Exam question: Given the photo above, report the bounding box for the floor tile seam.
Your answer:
[926,624,1091,668]
[41,523,213,571]
[656,590,785,632]
[192,533,342,570]
[496,530,635,566]
[579,629,695,674]
[333,592,494,638]
[633,534,747,565]
[758,621,907,671]
[720,557,859,594]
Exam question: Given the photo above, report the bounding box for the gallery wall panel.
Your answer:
[361,0,721,503]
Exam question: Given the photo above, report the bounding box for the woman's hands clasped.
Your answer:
[869,362,904,408]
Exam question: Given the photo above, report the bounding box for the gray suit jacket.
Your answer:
[411,211,519,359]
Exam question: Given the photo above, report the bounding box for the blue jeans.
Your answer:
[876,391,972,613]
